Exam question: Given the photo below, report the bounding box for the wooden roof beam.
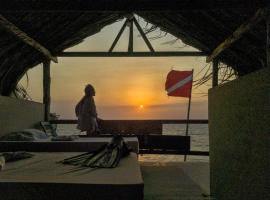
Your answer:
[58,51,206,57]
[206,8,268,63]
[133,17,155,52]
[0,15,58,63]
[109,19,128,52]
[0,0,266,12]
[128,17,134,53]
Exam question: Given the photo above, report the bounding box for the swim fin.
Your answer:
[59,135,131,168]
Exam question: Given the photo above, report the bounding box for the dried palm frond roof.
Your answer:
[0,0,268,95]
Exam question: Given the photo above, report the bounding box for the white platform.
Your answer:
[0,152,143,200]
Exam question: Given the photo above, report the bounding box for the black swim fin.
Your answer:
[59,135,131,168]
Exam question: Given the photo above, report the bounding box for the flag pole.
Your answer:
[184,69,194,162]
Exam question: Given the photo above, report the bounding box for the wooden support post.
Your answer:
[43,60,51,121]
[109,19,128,52]
[212,59,219,87]
[128,18,133,53]
[0,15,57,63]
[133,17,155,52]
[267,13,270,68]
[184,69,194,162]
[206,8,268,63]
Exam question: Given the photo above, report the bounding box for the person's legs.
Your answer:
[86,118,100,136]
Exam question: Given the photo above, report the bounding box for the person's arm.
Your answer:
[75,101,81,117]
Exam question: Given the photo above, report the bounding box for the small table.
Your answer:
[0,152,143,200]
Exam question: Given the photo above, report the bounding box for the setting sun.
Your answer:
[139,104,144,109]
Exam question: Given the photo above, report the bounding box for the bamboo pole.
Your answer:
[43,60,51,121]
[109,19,128,52]
[184,69,194,162]
[212,59,219,87]
[133,17,155,52]
[128,18,133,52]
[59,51,206,57]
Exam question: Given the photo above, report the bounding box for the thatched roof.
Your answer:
[0,0,268,95]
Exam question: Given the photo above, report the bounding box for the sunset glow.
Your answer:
[19,18,210,120]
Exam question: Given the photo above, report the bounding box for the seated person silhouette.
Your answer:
[75,84,99,136]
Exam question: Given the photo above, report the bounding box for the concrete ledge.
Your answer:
[209,68,270,200]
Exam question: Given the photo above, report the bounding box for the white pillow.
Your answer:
[0,129,48,141]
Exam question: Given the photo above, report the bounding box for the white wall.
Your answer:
[0,96,44,136]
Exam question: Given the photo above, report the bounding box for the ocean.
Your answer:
[56,124,209,162]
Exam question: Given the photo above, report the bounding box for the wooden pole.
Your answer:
[184,69,194,162]
[212,59,219,87]
[133,17,155,52]
[267,13,270,68]
[128,18,133,53]
[43,60,51,121]
[59,51,206,57]
[109,19,128,52]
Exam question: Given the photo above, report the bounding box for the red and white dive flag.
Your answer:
[165,70,193,97]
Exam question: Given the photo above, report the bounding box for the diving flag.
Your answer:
[165,70,193,97]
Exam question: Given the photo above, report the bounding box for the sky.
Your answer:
[19,16,211,120]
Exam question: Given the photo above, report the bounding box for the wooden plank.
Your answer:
[43,60,51,121]
[139,150,209,156]
[212,59,219,87]
[206,8,268,63]
[0,15,57,63]
[0,137,139,153]
[137,135,190,151]
[0,0,265,12]
[98,120,163,135]
[59,51,206,57]
[50,119,209,124]
[188,151,209,156]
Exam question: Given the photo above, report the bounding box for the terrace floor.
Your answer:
[140,161,210,200]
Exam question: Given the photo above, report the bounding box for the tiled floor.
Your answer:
[141,162,210,200]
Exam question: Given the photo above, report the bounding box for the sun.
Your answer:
[139,104,144,109]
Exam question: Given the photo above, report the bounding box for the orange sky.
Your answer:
[19,17,210,119]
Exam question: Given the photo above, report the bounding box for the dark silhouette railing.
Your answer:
[50,119,209,156]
